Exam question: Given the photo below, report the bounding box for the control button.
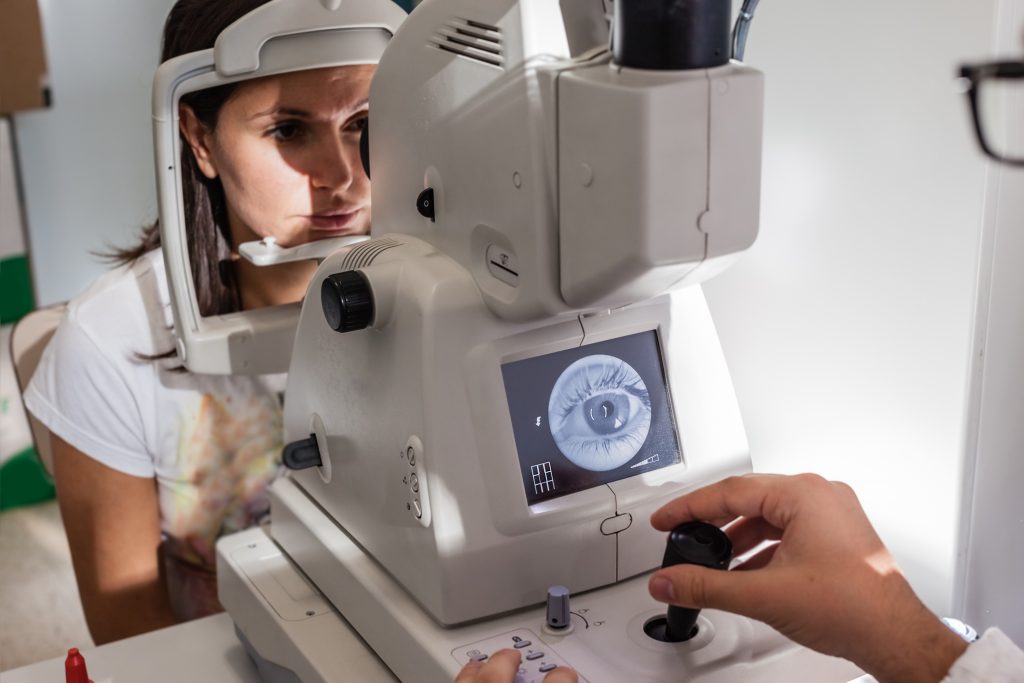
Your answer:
[412,499,422,519]
[406,446,416,467]
[513,640,531,649]
[526,651,544,661]
[469,653,487,662]
[539,663,557,673]
[410,473,419,493]
[417,188,436,222]
[600,513,633,536]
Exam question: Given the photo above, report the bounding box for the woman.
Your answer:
[24,0,376,644]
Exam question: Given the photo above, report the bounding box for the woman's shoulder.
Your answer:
[63,249,173,357]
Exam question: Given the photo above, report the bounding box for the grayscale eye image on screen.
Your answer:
[501,331,682,505]
[548,355,652,472]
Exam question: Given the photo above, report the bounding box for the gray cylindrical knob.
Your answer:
[546,585,571,630]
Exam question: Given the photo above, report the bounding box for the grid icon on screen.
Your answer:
[531,462,555,494]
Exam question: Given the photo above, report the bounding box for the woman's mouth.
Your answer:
[308,209,363,232]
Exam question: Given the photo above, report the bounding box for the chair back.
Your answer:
[10,305,66,477]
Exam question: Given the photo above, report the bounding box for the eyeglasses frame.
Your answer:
[959,60,1024,167]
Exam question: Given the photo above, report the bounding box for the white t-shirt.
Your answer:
[24,248,285,619]
[946,628,1024,682]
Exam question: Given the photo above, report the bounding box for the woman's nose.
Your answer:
[309,136,354,192]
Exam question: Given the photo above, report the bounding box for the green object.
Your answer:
[0,446,54,510]
[0,254,35,325]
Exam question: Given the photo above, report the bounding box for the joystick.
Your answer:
[644,521,732,643]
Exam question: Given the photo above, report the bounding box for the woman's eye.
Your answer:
[268,121,303,142]
[346,115,368,133]
[547,355,652,472]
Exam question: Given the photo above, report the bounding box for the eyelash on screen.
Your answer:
[557,361,649,420]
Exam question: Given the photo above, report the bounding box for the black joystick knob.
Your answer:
[321,270,374,333]
[644,521,732,643]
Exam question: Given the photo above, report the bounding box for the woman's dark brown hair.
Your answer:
[106,0,271,317]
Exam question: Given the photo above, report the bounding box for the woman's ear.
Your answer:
[179,104,219,179]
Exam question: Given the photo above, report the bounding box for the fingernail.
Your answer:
[650,576,676,603]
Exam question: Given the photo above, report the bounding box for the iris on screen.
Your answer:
[547,354,652,471]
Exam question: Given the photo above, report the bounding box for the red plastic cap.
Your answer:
[65,647,89,683]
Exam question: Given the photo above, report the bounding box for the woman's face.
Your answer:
[182,64,374,249]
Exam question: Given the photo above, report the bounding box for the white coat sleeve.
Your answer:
[943,629,1024,683]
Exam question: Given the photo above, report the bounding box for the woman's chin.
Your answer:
[308,226,368,240]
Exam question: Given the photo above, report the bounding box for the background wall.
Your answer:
[702,0,1001,619]
[14,0,176,307]
[954,0,1024,643]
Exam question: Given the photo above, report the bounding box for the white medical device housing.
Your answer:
[153,0,406,374]
[212,0,862,681]
[278,0,762,625]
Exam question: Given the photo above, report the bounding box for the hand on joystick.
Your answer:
[647,474,970,682]
[645,521,732,642]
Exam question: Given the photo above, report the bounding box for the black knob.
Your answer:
[283,434,322,470]
[416,188,436,222]
[321,270,374,333]
[613,0,732,71]
[644,521,732,643]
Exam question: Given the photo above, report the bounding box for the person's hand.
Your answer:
[648,473,967,683]
[455,649,578,683]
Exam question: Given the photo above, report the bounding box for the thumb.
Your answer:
[649,564,765,617]
[542,667,579,683]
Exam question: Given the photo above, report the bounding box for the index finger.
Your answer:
[456,649,522,683]
[650,474,796,531]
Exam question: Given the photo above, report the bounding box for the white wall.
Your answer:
[703,0,1000,617]
[1,119,27,259]
[955,1,1024,643]
[13,0,176,306]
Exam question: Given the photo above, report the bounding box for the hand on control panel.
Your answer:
[455,649,577,683]
[648,473,969,683]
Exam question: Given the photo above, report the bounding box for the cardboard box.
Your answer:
[0,0,50,114]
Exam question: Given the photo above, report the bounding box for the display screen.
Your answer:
[501,331,682,506]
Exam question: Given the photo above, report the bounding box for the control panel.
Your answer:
[402,435,431,527]
[451,629,580,683]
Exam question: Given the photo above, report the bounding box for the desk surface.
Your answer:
[2,610,878,683]
[4,613,260,683]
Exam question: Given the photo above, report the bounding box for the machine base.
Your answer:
[217,479,868,683]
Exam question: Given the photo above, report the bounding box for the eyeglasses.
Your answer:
[959,60,1024,167]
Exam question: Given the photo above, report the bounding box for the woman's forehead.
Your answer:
[229,64,375,118]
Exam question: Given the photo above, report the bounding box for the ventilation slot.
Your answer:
[431,18,504,68]
[341,237,403,270]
